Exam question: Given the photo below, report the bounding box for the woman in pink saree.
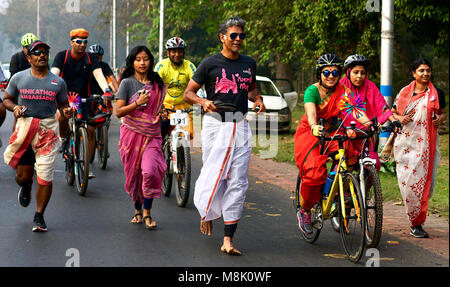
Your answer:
[392,58,446,238]
[116,46,167,230]
[339,54,400,170]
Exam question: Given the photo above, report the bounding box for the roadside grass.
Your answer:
[252,101,449,219]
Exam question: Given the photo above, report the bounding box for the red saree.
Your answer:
[294,83,357,210]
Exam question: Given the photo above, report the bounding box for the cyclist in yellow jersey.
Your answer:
[154,37,196,139]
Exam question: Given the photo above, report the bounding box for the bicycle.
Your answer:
[293,118,366,263]
[161,107,192,207]
[63,97,110,196]
[63,98,90,196]
[89,94,111,170]
[330,119,388,248]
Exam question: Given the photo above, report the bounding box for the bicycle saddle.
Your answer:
[87,113,111,127]
[213,100,237,112]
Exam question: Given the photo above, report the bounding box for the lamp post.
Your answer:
[159,0,164,62]
[36,0,40,38]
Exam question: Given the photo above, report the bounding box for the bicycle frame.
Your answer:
[318,137,361,233]
[168,109,191,174]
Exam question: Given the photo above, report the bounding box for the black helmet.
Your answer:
[315,54,343,79]
[88,44,104,56]
[344,54,367,70]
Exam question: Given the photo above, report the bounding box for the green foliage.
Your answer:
[379,159,396,174]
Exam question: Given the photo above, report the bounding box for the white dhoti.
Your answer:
[194,114,252,224]
[4,116,60,185]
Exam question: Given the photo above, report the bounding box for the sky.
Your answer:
[0,0,10,14]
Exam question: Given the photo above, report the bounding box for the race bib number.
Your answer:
[170,112,188,126]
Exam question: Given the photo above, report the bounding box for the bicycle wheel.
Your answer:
[96,124,108,170]
[339,171,366,263]
[75,126,89,196]
[64,132,75,186]
[364,165,383,248]
[175,140,191,207]
[162,137,173,197]
[295,176,322,243]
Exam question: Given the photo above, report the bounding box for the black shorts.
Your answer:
[18,145,36,166]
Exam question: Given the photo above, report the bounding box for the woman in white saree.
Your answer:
[391,58,446,238]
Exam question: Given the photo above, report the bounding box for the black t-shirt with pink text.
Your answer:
[6,68,67,119]
[192,53,256,119]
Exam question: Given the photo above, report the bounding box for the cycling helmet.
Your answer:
[88,44,104,56]
[344,54,367,70]
[165,37,186,49]
[315,53,343,79]
[21,33,37,47]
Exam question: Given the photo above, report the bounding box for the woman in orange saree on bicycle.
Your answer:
[294,54,374,234]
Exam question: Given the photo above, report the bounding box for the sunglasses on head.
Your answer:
[229,32,246,40]
[322,69,340,78]
[72,39,88,45]
[30,49,49,56]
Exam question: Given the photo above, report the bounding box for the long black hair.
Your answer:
[121,45,163,88]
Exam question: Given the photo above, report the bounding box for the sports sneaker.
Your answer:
[32,212,47,232]
[18,185,32,207]
[88,171,96,179]
[410,225,429,238]
[297,208,313,234]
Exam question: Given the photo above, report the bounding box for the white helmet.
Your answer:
[165,37,186,49]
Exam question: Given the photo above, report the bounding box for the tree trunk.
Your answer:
[275,53,292,81]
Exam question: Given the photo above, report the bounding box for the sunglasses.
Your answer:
[229,32,246,40]
[322,70,340,78]
[30,49,49,56]
[72,39,88,45]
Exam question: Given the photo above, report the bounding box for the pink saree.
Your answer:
[118,82,167,204]
[393,80,440,226]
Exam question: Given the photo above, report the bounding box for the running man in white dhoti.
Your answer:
[3,40,72,232]
[183,16,265,255]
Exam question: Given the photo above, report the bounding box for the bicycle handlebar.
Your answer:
[316,117,391,154]
[164,107,193,113]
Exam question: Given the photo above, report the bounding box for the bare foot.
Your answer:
[200,221,213,236]
[220,244,242,256]
[220,239,242,256]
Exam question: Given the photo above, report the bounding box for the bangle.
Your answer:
[135,101,139,107]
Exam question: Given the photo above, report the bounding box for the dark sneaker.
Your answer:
[410,225,429,238]
[18,185,32,207]
[297,208,313,234]
[32,212,47,232]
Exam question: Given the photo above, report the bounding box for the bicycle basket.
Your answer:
[87,113,111,127]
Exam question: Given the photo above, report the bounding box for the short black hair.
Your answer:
[218,16,246,40]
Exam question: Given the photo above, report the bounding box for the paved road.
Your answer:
[0,109,447,267]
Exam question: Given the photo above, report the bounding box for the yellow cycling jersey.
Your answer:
[154,58,196,107]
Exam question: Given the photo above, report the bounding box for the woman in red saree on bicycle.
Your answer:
[294,54,376,234]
